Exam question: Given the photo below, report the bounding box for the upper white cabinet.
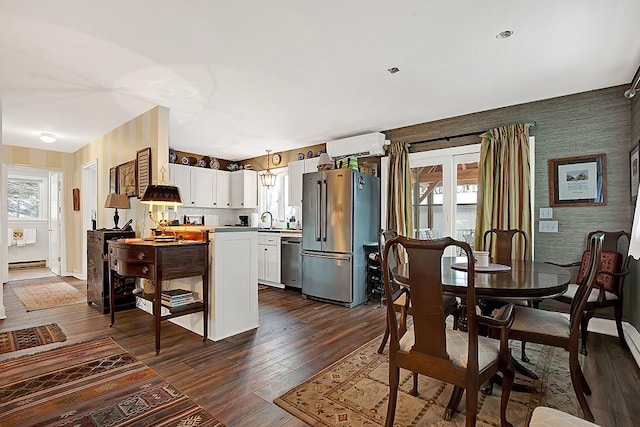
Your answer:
[169,164,232,208]
[231,170,257,208]
[288,158,320,207]
[215,170,230,208]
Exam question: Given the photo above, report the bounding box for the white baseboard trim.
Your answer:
[583,317,640,369]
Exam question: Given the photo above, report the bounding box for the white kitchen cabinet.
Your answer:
[193,167,215,206]
[231,170,257,208]
[170,164,232,208]
[170,164,195,205]
[258,233,281,286]
[215,170,230,208]
[288,158,319,207]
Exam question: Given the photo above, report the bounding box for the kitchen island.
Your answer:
[135,226,259,341]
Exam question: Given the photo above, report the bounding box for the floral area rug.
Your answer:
[9,276,85,311]
[275,336,581,426]
[0,323,66,354]
[0,337,224,426]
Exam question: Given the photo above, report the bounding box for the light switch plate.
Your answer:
[539,220,559,233]
[540,208,553,219]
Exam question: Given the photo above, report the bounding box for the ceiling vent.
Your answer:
[325,132,388,159]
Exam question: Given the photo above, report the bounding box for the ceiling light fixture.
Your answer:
[260,149,276,187]
[387,67,400,74]
[496,30,514,39]
[40,133,56,143]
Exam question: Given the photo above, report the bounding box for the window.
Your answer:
[8,177,47,219]
[258,167,295,224]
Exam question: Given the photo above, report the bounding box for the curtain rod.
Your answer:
[409,121,536,145]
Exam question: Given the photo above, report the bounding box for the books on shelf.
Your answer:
[161,289,199,307]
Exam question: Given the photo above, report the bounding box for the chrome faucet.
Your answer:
[261,211,273,229]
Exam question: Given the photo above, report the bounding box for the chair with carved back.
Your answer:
[507,232,604,423]
[551,230,630,355]
[382,235,515,427]
[481,228,532,362]
[482,229,529,261]
[376,230,460,354]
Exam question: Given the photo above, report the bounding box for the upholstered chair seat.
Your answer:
[529,406,601,426]
[399,328,500,370]
[511,307,570,338]
[563,283,618,303]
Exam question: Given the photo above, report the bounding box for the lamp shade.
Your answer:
[140,184,183,205]
[104,193,130,209]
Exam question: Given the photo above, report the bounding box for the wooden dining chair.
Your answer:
[381,235,515,427]
[507,232,604,423]
[550,230,630,355]
[482,229,529,261]
[376,230,460,354]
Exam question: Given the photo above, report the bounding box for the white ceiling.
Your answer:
[1,1,639,161]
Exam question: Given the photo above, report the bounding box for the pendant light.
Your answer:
[260,149,276,187]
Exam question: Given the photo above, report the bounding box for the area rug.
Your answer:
[0,323,66,354]
[10,276,85,311]
[0,337,224,426]
[275,337,581,427]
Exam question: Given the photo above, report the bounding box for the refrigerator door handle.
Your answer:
[302,251,351,261]
[315,179,322,241]
[322,179,328,241]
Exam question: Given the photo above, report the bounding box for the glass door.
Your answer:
[410,146,480,251]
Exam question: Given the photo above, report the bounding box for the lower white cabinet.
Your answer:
[258,233,281,286]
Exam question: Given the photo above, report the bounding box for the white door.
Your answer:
[49,172,61,275]
[409,145,481,254]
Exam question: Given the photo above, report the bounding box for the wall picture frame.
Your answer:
[109,167,118,194]
[136,147,152,198]
[117,160,136,197]
[630,142,639,205]
[549,153,606,207]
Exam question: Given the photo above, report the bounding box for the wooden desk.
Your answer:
[108,238,209,355]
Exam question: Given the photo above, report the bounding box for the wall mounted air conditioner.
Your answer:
[325,132,388,159]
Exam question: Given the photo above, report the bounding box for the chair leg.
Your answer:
[465,385,478,427]
[520,341,530,363]
[581,311,595,355]
[377,325,390,354]
[500,363,515,427]
[409,372,419,396]
[615,304,628,350]
[569,343,595,422]
[579,365,592,396]
[443,386,464,421]
[453,310,460,330]
[385,365,400,427]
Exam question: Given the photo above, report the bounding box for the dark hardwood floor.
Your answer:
[1,278,639,426]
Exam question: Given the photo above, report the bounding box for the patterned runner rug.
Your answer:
[275,336,581,426]
[9,276,85,311]
[0,323,66,354]
[0,337,224,426]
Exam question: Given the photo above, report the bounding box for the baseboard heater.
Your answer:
[9,260,46,269]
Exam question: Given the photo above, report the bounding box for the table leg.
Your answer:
[154,279,161,355]
[109,268,115,327]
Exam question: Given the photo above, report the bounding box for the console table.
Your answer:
[108,235,209,355]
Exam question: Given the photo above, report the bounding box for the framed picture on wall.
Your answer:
[109,167,118,194]
[136,147,152,198]
[630,142,639,205]
[117,160,136,197]
[549,153,606,207]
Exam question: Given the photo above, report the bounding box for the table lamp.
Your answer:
[629,183,640,259]
[140,183,183,241]
[104,193,130,229]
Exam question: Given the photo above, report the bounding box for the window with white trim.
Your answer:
[8,176,47,219]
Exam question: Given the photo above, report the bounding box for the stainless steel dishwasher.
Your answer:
[281,236,302,289]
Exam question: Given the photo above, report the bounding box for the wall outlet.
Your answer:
[539,208,553,219]
[539,220,559,233]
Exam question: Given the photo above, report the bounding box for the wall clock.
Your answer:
[272,153,282,166]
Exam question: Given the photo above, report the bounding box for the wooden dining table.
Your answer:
[392,257,572,392]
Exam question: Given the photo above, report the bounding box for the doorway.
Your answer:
[6,166,63,281]
[81,161,97,280]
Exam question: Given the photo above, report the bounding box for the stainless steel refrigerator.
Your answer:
[301,168,380,307]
